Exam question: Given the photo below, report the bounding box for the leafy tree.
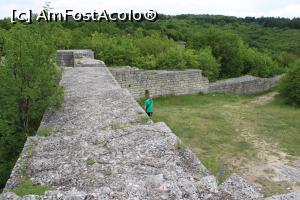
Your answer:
[189,27,246,78]
[196,48,220,81]
[133,55,157,69]
[3,24,63,132]
[274,51,298,69]
[54,28,72,49]
[279,60,300,106]
[134,33,177,56]
[243,48,282,77]
[0,18,13,30]
[0,24,63,189]
[0,29,6,57]
[69,28,88,49]
[157,47,187,69]
[89,33,139,66]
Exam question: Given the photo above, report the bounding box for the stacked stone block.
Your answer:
[208,75,282,94]
[110,67,282,98]
[56,50,74,67]
[109,67,209,99]
[57,49,106,68]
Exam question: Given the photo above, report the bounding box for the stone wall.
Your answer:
[57,49,106,68]
[208,75,282,94]
[56,50,74,67]
[110,67,282,98]
[109,67,209,99]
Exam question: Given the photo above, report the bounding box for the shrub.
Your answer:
[279,60,300,106]
[0,28,5,57]
[196,48,220,81]
[0,24,63,191]
[157,47,187,69]
[189,28,246,78]
[89,33,139,66]
[133,55,157,69]
[243,48,283,78]
[134,33,177,56]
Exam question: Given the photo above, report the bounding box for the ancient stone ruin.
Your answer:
[1,50,298,200]
[208,75,282,95]
[109,67,281,99]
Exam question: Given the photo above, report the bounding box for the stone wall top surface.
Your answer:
[1,55,217,199]
[109,66,203,74]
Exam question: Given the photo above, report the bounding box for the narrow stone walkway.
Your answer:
[1,58,213,199]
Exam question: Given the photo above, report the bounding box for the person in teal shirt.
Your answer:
[144,95,154,117]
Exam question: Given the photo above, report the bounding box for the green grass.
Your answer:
[176,138,187,150]
[256,177,289,197]
[111,123,128,130]
[10,178,50,197]
[86,159,96,166]
[36,127,52,137]
[92,139,103,145]
[255,97,300,156]
[104,169,113,176]
[143,93,300,183]
[65,130,76,136]
[142,93,256,182]
[27,145,35,158]
[132,116,150,125]
[8,147,50,197]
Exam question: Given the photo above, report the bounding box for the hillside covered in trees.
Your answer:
[1,14,300,81]
[0,14,300,192]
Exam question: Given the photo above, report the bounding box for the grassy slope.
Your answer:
[143,93,300,183]
[255,98,300,156]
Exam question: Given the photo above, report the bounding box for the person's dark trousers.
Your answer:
[146,112,153,117]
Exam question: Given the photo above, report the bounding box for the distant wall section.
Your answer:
[208,75,282,94]
[57,49,105,67]
[109,67,209,99]
[57,50,74,67]
[110,67,282,98]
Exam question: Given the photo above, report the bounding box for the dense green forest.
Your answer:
[1,14,300,80]
[1,14,300,191]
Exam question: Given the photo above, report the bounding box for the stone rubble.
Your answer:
[264,193,300,200]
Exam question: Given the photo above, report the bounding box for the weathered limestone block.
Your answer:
[74,57,106,67]
[219,174,264,200]
[264,193,300,200]
[57,49,97,67]
[56,50,74,67]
